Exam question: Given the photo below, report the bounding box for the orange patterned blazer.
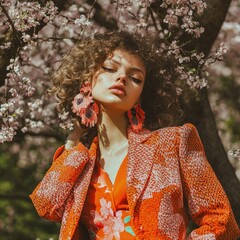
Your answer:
[30,123,240,240]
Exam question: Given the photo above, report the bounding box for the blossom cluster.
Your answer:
[5,1,58,32]
[228,149,240,160]
[161,0,206,37]
[0,42,11,50]
[58,110,74,131]
[0,55,54,143]
[6,58,36,97]
[74,15,92,26]
[0,101,20,143]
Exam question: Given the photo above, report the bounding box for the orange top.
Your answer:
[80,155,136,239]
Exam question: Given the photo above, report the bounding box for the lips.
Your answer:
[109,84,126,96]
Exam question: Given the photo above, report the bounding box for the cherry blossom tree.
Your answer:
[1,0,227,143]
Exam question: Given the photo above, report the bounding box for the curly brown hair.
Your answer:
[50,31,182,130]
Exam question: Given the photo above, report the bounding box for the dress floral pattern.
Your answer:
[80,155,136,240]
[92,198,124,240]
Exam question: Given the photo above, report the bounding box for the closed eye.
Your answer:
[129,76,142,84]
[101,66,116,72]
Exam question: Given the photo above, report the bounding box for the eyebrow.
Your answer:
[106,58,145,76]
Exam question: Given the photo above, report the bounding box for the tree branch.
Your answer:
[0,0,67,87]
[194,0,232,56]
[0,5,22,41]
[149,6,160,32]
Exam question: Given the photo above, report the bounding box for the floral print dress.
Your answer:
[80,155,136,240]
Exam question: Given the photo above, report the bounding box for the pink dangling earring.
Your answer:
[71,82,99,127]
[127,103,145,133]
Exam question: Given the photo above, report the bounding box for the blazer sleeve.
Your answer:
[178,123,240,239]
[29,143,89,222]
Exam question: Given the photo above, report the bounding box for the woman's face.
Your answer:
[92,49,146,112]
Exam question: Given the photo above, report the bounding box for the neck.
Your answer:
[96,106,129,155]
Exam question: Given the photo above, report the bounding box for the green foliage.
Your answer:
[217,75,240,143]
[0,143,59,240]
[218,75,240,110]
[225,116,240,143]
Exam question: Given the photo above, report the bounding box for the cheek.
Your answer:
[91,75,103,95]
[91,83,99,100]
[131,85,144,101]
[92,72,109,87]
[91,69,105,87]
[91,75,112,101]
[91,83,101,98]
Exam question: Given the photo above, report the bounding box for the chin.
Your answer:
[98,101,131,112]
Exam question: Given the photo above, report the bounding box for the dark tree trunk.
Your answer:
[181,0,240,224]
[182,88,240,225]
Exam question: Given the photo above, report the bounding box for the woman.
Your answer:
[30,31,240,240]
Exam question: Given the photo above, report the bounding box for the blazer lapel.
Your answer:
[127,128,159,215]
[60,137,98,240]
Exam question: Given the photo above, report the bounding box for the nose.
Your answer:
[116,74,126,85]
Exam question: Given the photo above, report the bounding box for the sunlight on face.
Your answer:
[91,49,146,113]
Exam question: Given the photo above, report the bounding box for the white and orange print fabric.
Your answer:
[80,155,135,239]
[30,124,240,240]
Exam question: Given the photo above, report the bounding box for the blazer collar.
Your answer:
[127,127,153,144]
[127,127,159,216]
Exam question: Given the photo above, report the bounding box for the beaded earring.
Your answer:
[127,103,145,133]
[72,82,99,127]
